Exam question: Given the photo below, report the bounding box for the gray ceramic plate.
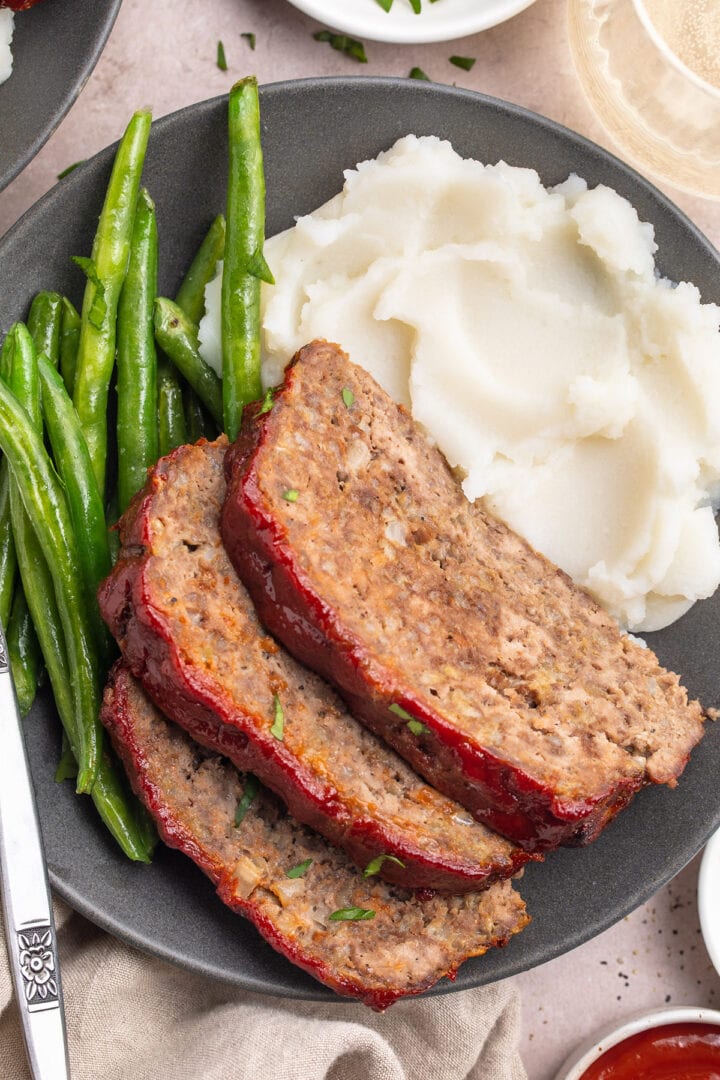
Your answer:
[1,78,719,1002]
[0,0,122,194]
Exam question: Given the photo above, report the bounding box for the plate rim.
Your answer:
[283,0,539,43]
[4,75,720,1000]
[0,0,123,194]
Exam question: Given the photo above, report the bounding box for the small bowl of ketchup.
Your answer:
[554,1006,720,1080]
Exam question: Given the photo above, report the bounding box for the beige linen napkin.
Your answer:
[0,898,527,1079]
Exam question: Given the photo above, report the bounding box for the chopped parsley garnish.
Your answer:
[54,734,77,783]
[376,0,432,7]
[234,774,260,826]
[389,702,413,721]
[245,244,275,284]
[363,854,406,877]
[407,719,430,736]
[57,160,84,180]
[287,858,313,879]
[409,67,430,81]
[217,41,228,71]
[329,907,376,921]
[450,55,476,71]
[241,32,256,50]
[71,256,106,330]
[342,387,355,409]
[313,30,368,64]
[271,694,285,740]
[282,489,299,502]
[258,387,276,415]
[390,704,431,735]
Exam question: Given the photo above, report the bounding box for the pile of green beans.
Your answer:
[0,76,269,861]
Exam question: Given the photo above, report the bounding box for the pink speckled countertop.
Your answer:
[1,2,719,1077]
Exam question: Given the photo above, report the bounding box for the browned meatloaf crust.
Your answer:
[221,339,706,852]
[102,664,529,1008]
[98,438,534,892]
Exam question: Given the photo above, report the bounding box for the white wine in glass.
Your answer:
[567,0,720,198]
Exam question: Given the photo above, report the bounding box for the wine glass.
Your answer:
[567,0,720,198]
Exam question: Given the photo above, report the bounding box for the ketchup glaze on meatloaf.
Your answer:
[221,340,706,852]
[102,664,529,1008]
[98,438,535,891]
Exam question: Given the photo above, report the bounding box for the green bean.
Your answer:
[116,188,159,513]
[0,461,17,628]
[105,490,121,566]
[93,750,156,861]
[222,77,268,438]
[157,357,187,456]
[175,214,226,325]
[10,323,41,430]
[2,332,102,792]
[59,296,80,396]
[27,291,62,368]
[38,354,113,659]
[7,587,42,716]
[0,329,18,626]
[14,523,153,860]
[183,386,205,442]
[184,387,216,441]
[10,498,69,722]
[9,492,153,858]
[154,298,223,426]
[172,214,226,443]
[0,327,15,381]
[73,109,152,494]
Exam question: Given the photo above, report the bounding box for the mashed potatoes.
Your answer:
[0,10,14,88]
[200,135,720,633]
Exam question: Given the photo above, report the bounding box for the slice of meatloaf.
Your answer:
[221,339,706,852]
[98,438,533,892]
[102,664,529,1008]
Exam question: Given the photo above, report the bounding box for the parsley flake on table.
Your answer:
[217,40,228,72]
[363,854,406,877]
[313,30,368,64]
[241,32,256,51]
[234,774,259,826]
[287,858,313,879]
[450,55,476,71]
[409,67,431,81]
[271,693,285,740]
[57,160,84,180]
[329,907,376,921]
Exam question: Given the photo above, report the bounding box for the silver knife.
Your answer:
[0,624,69,1079]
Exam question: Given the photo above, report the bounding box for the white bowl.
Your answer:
[284,0,538,44]
[553,1006,720,1080]
[699,826,720,978]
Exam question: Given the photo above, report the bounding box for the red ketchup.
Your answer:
[579,1022,720,1080]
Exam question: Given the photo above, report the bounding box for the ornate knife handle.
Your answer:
[0,625,69,1078]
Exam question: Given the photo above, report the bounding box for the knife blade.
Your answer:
[0,623,69,1079]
